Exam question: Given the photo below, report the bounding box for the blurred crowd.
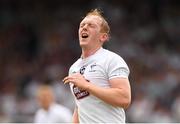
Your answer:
[0,0,180,122]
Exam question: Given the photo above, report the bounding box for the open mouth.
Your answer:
[81,33,89,38]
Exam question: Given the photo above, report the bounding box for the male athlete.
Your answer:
[63,9,131,123]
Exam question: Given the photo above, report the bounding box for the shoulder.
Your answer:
[101,48,127,64]
[35,109,44,115]
[101,49,130,73]
[51,104,72,122]
[52,103,72,114]
[34,108,45,121]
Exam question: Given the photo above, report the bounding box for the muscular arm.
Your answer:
[86,78,131,108]
[63,74,131,108]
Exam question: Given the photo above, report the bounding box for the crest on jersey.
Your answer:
[80,65,86,74]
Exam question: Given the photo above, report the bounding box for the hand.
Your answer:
[63,73,90,90]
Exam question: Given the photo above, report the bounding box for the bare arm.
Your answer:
[72,106,79,123]
[87,78,131,108]
[63,73,131,108]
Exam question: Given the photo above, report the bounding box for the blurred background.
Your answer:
[0,0,180,122]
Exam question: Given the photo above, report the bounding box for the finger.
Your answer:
[63,76,72,84]
[62,76,68,82]
[63,75,73,80]
[64,79,70,84]
[63,76,75,84]
[64,78,76,84]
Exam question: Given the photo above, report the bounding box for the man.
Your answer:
[63,9,131,123]
[34,85,72,123]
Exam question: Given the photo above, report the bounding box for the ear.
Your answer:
[100,33,109,43]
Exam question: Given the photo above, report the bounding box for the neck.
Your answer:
[81,46,101,59]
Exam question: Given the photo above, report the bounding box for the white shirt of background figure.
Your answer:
[34,85,72,123]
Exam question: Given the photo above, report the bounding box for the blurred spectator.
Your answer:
[34,84,72,123]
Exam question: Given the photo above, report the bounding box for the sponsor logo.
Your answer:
[73,85,89,99]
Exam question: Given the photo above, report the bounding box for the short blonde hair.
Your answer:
[86,9,110,35]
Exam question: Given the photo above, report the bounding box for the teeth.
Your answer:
[82,33,88,38]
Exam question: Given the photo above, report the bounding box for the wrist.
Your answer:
[85,83,91,91]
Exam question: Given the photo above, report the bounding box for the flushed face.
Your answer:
[78,15,104,49]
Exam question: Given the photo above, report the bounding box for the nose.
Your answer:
[82,24,88,30]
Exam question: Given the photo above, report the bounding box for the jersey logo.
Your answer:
[73,85,89,99]
[73,65,90,99]
[80,65,86,74]
[89,63,97,72]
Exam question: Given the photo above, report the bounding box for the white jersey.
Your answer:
[69,47,130,123]
[34,103,72,123]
